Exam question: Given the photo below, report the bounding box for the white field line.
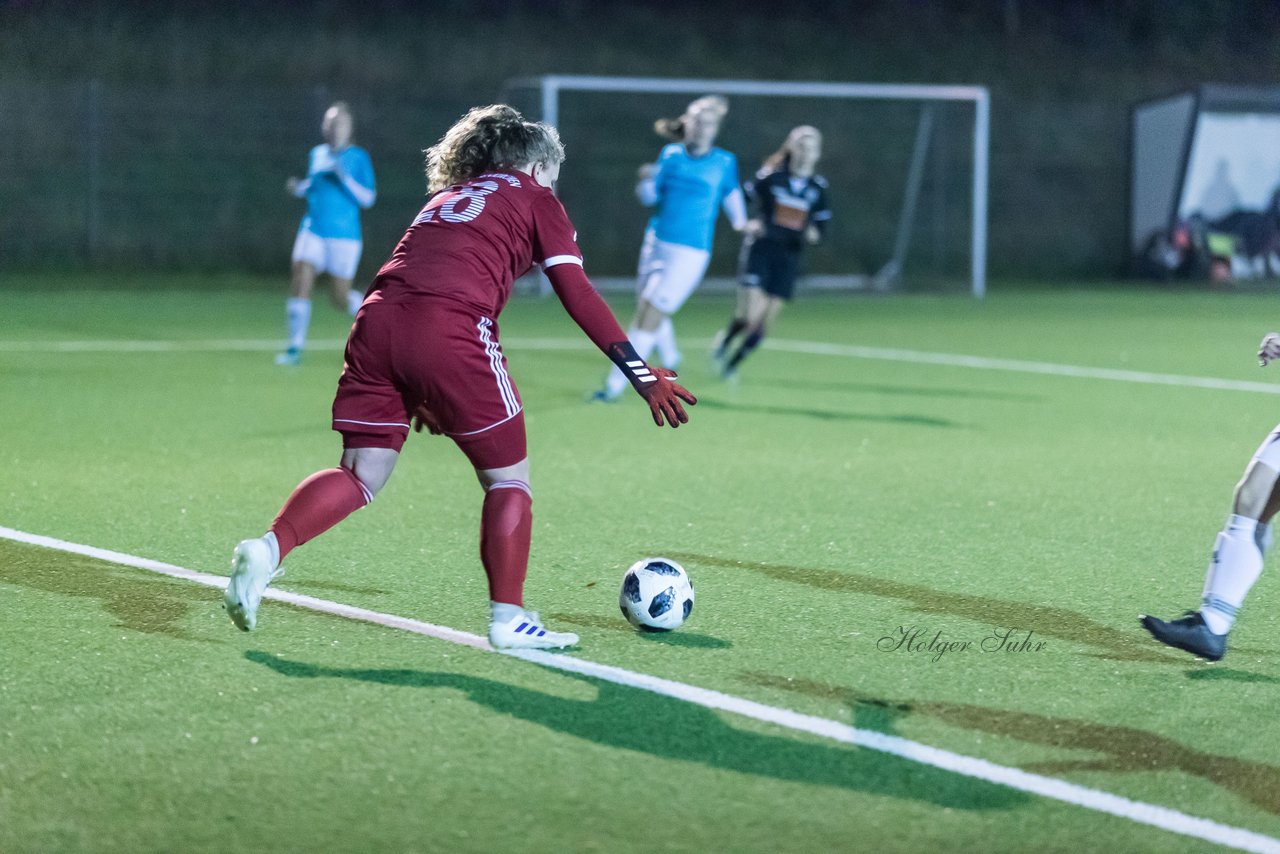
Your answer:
[3,335,1278,395]
[1,524,1277,854]
[762,338,1280,395]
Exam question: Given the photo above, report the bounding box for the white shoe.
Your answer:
[225,538,283,631]
[488,610,579,650]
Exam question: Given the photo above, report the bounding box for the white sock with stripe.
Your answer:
[286,297,312,351]
[1200,514,1263,634]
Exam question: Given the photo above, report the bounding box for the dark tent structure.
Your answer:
[1131,84,1280,279]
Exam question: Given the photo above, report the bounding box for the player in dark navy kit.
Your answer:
[713,126,830,378]
[225,105,696,650]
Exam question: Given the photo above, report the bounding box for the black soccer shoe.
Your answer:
[1140,610,1227,662]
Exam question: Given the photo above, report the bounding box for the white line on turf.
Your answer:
[763,338,1280,395]
[3,335,1278,395]
[1,523,1277,854]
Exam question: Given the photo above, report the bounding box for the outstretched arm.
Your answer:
[544,262,697,427]
[635,162,660,207]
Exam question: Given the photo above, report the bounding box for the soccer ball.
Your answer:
[619,557,694,631]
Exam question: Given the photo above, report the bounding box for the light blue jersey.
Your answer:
[639,144,743,251]
[296,143,376,240]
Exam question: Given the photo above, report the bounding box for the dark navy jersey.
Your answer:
[744,168,831,250]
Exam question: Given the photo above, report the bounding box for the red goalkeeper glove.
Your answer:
[607,341,698,428]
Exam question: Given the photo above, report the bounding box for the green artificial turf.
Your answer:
[2,278,1278,852]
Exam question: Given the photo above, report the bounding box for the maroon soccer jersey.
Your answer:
[371,170,583,315]
[333,166,633,464]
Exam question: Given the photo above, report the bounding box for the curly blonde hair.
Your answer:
[424,104,564,194]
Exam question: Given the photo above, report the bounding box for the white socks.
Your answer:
[1257,521,1273,554]
[653,317,681,369]
[604,327,659,397]
[1200,514,1264,634]
[285,292,360,351]
[286,297,312,351]
[491,601,523,623]
[261,531,281,569]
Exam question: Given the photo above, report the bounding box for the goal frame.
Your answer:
[503,74,990,297]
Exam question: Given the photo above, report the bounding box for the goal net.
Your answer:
[501,75,989,297]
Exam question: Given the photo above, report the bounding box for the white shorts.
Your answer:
[636,231,711,315]
[1251,424,1280,469]
[292,228,363,280]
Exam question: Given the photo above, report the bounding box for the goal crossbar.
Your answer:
[506,74,989,297]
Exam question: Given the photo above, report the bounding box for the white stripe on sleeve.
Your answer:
[541,255,583,269]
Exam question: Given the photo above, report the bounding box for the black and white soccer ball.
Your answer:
[619,557,694,631]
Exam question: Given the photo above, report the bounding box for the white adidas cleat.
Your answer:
[224,538,282,631]
[488,610,579,651]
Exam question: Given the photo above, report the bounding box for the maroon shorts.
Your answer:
[331,295,527,470]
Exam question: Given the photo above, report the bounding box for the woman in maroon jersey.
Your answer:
[225,105,696,650]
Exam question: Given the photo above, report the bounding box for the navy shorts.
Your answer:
[741,239,802,301]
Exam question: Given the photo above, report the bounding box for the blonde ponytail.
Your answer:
[653,95,729,143]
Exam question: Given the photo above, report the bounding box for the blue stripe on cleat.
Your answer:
[514,622,528,633]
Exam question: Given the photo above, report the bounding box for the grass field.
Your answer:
[3,278,1280,852]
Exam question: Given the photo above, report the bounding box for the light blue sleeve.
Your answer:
[337,147,377,210]
[656,145,678,188]
[353,148,375,194]
[718,152,747,230]
[309,144,336,177]
[637,145,675,207]
[719,152,741,201]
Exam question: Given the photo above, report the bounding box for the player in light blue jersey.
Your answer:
[595,95,747,401]
[277,102,377,366]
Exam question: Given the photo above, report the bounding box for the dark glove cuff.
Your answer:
[606,341,659,391]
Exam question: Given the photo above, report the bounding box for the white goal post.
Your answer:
[504,74,990,298]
